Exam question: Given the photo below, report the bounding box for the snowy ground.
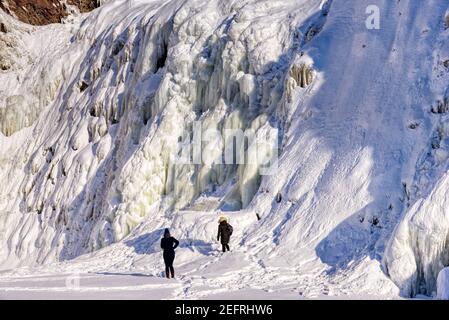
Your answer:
[0,273,304,300]
[0,215,400,300]
[0,273,397,300]
[0,259,398,300]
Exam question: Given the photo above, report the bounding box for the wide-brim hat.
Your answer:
[218,216,227,223]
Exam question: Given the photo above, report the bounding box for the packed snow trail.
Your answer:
[1,0,449,299]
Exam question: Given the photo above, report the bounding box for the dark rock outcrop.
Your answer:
[0,0,99,26]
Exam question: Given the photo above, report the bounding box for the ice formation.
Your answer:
[437,268,449,299]
[384,174,449,297]
[0,0,315,266]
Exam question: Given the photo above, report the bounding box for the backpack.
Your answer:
[227,224,233,236]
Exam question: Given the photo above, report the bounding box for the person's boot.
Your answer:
[171,271,175,279]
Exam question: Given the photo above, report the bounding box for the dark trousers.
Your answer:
[222,244,230,252]
[163,252,175,278]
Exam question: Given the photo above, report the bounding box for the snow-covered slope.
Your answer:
[1,0,449,299]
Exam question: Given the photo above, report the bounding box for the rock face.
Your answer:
[0,0,68,25]
[67,0,100,13]
[0,0,99,26]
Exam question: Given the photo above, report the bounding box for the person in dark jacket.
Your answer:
[160,228,179,279]
[217,216,233,253]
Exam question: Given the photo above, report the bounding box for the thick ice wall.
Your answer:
[384,174,449,297]
[0,0,317,266]
[108,0,306,240]
[437,268,449,299]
